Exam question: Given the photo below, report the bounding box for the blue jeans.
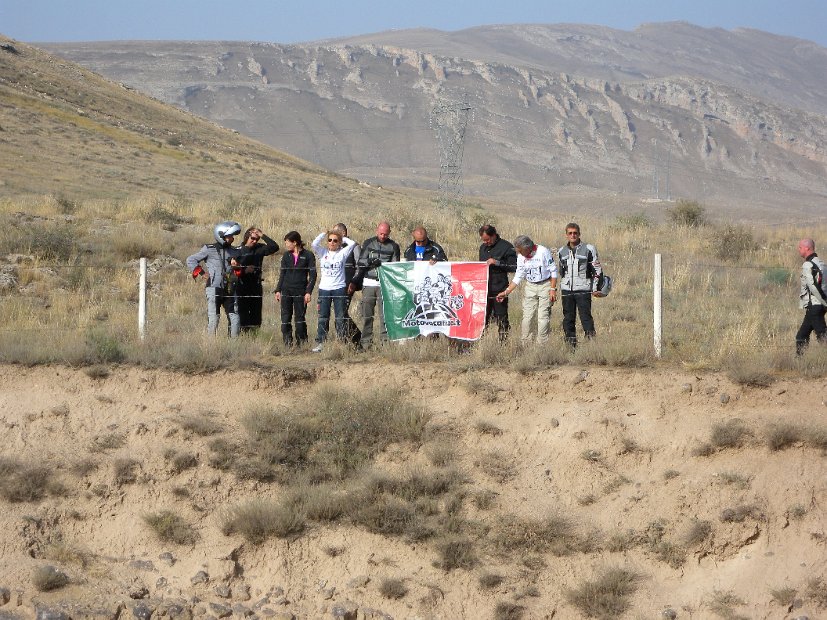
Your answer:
[316,287,347,343]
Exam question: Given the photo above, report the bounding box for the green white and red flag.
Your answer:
[379,261,489,341]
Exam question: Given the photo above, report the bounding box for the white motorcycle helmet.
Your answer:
[213,221,241,244]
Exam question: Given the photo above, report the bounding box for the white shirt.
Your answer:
[512,244,557,285]
[312,233,357,290]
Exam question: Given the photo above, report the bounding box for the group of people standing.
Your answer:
[186,219,605,349]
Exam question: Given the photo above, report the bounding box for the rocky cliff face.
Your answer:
[45,24,827,217]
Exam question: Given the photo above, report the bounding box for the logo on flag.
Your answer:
[403,274,465,327]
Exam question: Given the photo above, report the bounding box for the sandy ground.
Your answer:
[0,362,826,619]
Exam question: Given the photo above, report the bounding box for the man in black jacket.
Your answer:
[349,221,400,348]
[404,227,448,263]
[479,224,517,339]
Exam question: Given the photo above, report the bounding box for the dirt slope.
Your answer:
[0,362,825,619]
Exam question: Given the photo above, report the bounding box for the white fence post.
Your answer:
[138,257,147,341]
[654,253,662,358]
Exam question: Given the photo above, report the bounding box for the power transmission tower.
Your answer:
[430,98,473,208]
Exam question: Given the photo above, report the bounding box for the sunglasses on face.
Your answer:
[328,238,340,243]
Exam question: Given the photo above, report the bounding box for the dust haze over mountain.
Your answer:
[45,22,827,220]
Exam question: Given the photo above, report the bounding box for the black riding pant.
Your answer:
[562,290,595,347]
[796,304,827,355]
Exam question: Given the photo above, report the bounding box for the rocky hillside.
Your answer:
[43,23,827,219]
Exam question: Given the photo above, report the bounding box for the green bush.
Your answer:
[667,200,706,227]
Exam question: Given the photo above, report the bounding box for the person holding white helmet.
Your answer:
[186,221,243,337]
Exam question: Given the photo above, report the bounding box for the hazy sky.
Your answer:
[3,0,826,47]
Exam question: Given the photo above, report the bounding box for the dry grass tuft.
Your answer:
[495,515,582,556]
[425,442,457,466]
[143,510,199,545]
[766,423,801,450]
[708,590,747,619]
[494,602,525,620]
[718,471,752,490]
[32,565,70,592]
[378,577,408,600]
[237,384,429,482]
[0,458,52,502]
[710,419,751,449]
[769,586,797,607]
[474,451,516,483]
[479,572,505,589]
[474,420,504,436]
[805,577,827,608]
[684,520,713,546]
[176,412,222,437]
[88,432,126,452]
[113,457,140,485]
[566,567,641,619]
[719,504,762,523]
[221,500,305,544]
[169,451,198,474]
[433,538,478,571]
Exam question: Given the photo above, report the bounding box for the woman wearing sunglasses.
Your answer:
[310,229,357,352]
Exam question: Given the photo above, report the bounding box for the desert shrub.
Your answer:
[709,590,747,619]
[378,577,408,600]
[368,468,462,503]
[613,212,651,231]
[495,515,579,556]
[475,451,515,482]
[474,420,503,436]
[426,442,457,466]
[714,225,757,261]
[663,469,680,480]
[692,442,715,457]
[112,230,167,259]
[286,483,348,522]
[684,520,713,546]
[28,224,78,261]
[85,329,125,364]
[113,458,139,485]
[89,432,125,452]
[237,384,429,482]
[769,587,797,607]
[479,572,505,589]
[221,500,305,544]
[766,423,801,450]
[652,540,686,568]
[710,419,751,449]
[350,495,422,536]
[144,202,192,231]
[433,538,477,571]
[494,602,525,620]
[725,353,773,387]
[0,458,55,502]
[805,577,827,607]
[208,438,237,470]
[472,489,498,510]
[177,412,222,436]
[719,504,762,523]
[170,451,198,474]
[566,567,641,619]
[718,471,751,489]
[84,364,110,379]
[788,504,807,520]
[143,510,199,544]
[32,565,70,592]
[668,199,706,227]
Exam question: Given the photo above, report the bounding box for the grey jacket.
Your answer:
[186,242,242,289]
[558,242,602,292]
[800,253,827,309]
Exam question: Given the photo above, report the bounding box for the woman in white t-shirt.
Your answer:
[310,230,357,352]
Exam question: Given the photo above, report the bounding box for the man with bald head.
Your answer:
[796,238,827,355]
[351,221,401,348]
[404,226,447,263]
